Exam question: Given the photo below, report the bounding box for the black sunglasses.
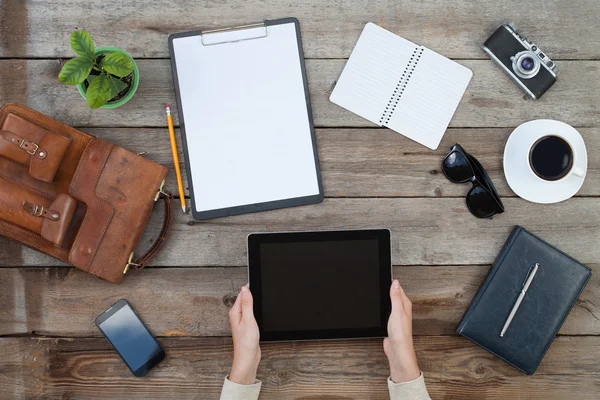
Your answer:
[441,144,505,219]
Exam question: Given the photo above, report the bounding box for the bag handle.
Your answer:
[127,190,174,272]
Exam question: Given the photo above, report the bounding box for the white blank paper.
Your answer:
[172,22,320,214]
[330,23,472,150]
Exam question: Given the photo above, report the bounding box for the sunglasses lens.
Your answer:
[467,153,499,194]
[443,151,473,182]
[467,186,502,218]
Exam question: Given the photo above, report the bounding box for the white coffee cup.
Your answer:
[528,133,584,182]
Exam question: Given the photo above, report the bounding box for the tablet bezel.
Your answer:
[248,229,392,341]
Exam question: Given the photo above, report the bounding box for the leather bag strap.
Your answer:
[0,129,47,158]
[130,190,174,271]
[23,201,60,220]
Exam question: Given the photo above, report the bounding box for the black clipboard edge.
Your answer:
[168,17,324,220]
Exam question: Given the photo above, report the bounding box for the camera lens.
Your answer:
[521,57,535,71]
[511,51,541,79]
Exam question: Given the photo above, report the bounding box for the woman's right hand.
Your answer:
[383,279,421,383]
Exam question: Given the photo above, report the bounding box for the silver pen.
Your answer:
[500,263,540,338]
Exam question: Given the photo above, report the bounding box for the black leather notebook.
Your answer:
[456,225,592,375]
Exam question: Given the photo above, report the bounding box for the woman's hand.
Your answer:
[228,285,261,385]
[383,279,421,383]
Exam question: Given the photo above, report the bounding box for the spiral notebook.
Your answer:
[330,23,472,150]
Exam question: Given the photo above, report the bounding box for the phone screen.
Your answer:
[97,301,164,376]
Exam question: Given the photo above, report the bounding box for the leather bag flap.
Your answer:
[0,113,72,182]
[68,138,168,283]
[40,194,77,247]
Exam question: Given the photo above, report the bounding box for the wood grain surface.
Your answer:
[1,266,598,337]
[1,125,598,200]
[58,127,600,198]
[1,197,599,267]
[1,0,600,59]
[1,336,599,399]
[1,0,600,398]
[1,60,600,128]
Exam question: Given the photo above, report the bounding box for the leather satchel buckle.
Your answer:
[154,179,169,201]
[31,204,44,217]
[20,140,39,155]
[123,252,141,275]
[23,201,61,220]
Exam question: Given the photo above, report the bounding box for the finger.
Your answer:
[383,337,391,356]
[228,286,244,324]
[390,279,404,313]
[398,283,412,313]
[240,285,255,320]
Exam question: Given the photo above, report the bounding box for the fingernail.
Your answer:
[242,286,249,293]
[392,280,400,289]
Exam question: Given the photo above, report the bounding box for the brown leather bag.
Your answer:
[0,103,174,283]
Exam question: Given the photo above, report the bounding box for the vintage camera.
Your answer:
[482,23,557,99]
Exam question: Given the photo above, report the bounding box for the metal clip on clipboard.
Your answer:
[200,22,268,46]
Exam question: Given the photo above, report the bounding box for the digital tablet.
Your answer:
[248,229,392,341]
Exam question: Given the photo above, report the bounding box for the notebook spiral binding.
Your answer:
[379,46,424,126]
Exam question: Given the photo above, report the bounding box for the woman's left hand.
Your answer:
[228,285,261,385]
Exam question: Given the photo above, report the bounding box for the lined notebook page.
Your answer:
[330,23,472,150]
[387,48,473,149]
[330,23,416,124]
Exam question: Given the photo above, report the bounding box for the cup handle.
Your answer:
[573,167,585,178]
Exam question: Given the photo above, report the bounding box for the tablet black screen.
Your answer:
[248,229,391,341]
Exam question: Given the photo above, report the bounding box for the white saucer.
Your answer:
[504,120,587,204]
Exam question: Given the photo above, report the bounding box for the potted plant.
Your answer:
[58,30,139,109]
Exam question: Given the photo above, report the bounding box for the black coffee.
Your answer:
[529,135,573,181]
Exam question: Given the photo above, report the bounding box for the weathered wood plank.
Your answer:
[1,0,599,59]
[81,127,600,198]
[1,2,598,399]
[1,60,599,128]
[1,336,599,399]
[0,125,597,206]
[1,197,599,267]
[1,266,598,337]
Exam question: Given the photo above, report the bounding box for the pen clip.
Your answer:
[521,263,539,289]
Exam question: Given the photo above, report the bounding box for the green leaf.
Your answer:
[107,75,128,100]
[85,73,112,108]
[58,56,94,85]
[70,30,95,59]
[87,75,98,85]
[100,52,134,78]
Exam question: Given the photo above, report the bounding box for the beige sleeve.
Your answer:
[219,376,262,400]
[388,372,431,400]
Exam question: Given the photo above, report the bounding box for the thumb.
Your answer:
[240,285,255,319]
[390,280,403,313]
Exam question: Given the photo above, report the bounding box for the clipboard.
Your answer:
[168,18,323,220]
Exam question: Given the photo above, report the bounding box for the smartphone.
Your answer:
[95,299,165,377]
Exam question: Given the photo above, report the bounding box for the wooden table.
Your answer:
[1,1,599,399]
